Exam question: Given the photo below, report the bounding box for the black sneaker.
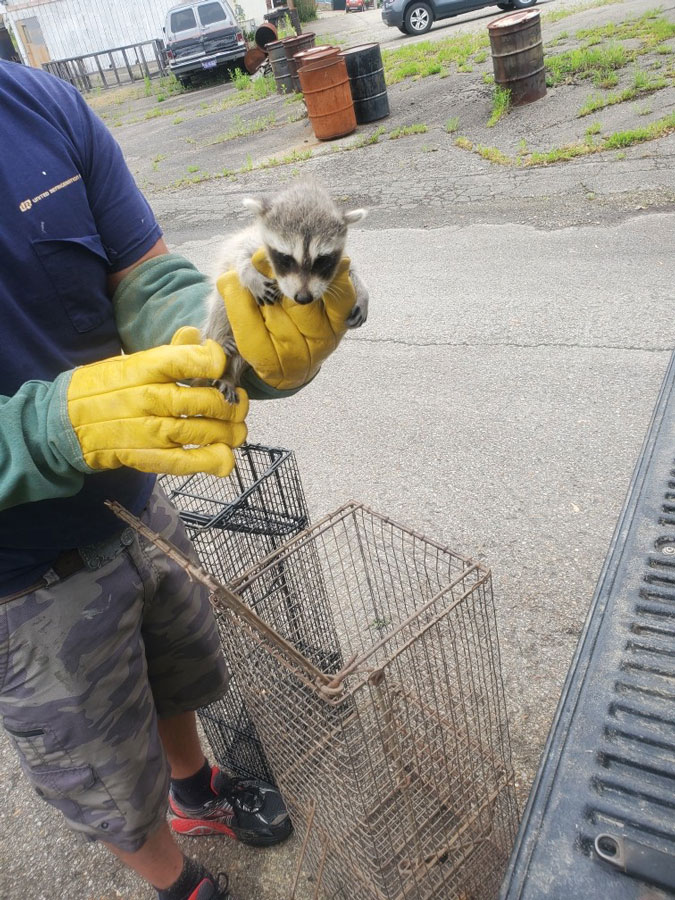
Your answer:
[169,765,292,846]
[186,872,233,900]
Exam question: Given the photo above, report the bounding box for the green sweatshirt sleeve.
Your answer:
[0,372,89,511]
[111,253,310,400]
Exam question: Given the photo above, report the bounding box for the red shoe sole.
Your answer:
[170,817,237,839]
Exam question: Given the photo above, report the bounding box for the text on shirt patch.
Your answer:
[19,174,82,212]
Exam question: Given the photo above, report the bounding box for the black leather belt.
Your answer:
[51,548,86,579]
[0,548,85,605]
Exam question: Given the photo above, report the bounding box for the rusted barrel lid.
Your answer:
[265,39,285,51]
[294,46,340,72]
[294,44,333,66]
[488,9,540,32]
[283,32,316,49]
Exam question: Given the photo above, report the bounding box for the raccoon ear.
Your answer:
[343,208,367,224]
[242,197,270,216]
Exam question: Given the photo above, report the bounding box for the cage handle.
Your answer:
[106,501,333,687]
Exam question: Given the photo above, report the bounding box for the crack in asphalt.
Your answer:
[347,337,674,351]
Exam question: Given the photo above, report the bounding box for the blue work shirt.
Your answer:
[0,61,162,592]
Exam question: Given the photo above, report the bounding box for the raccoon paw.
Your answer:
[257,278,282,306]
[239,264,280,307]
[214,379,240,405]
[346,303,367,329]
[346,266,369,328]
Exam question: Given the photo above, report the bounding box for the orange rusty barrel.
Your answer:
[283,32,316,92]
[255,21,277,50]
[488,9,546,106]
[244,47,267,75]
[297,49,356,141]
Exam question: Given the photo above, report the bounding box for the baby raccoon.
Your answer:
[200,179,370,403]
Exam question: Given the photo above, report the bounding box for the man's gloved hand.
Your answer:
[64,327,247,477]
[217,249,356,392]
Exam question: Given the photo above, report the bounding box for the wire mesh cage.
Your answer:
[214,501,519,900]
[160,444,319,783]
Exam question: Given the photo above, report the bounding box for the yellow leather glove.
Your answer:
[217,249,356,391]
[66,327,248,477]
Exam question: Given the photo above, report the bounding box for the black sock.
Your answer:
[170,758,214,807]
[157,856,210,900]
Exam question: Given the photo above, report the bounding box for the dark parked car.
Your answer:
[382,0,536,35]
[163,0,246,86]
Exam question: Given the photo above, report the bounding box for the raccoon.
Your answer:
[200,179,369,404]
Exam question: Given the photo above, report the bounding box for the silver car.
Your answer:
[163,0,247,86]
[382,0,537,36]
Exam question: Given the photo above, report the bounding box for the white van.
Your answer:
[163,0,247,86]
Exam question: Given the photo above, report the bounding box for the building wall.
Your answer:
[4,0,269,65]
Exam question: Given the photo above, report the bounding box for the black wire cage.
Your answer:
[160,443,320,783]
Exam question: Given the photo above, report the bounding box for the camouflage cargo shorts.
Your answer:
[0,485,229,852]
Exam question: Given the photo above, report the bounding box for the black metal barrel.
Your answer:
[284,32,316,92]
[488,10,546,106]
[267,39,294,95]
[339,43,389,124]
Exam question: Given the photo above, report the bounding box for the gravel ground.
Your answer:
[1,1,674,898]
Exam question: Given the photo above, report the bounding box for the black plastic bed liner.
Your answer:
[501,351,675,899]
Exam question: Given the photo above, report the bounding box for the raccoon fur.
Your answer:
[199,179,369,403]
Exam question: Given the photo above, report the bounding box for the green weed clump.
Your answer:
[575,11,675,50]
[578,71,667,115]
[252,74,277,99]
[454,136,473,150]
[232,68,252,91]
[389,124,428,139]
[476,145,511,164]
[445,116,460,133]
[349,126,387,149]
[383,32,489,84]
[542,0,622,25]
[452,111,675,167]
[211,113,276,144]
[545,43,632,86]
[603,110,675,147]
[487,85,511,127]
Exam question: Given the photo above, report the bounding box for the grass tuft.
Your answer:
[487,86,511,127]
[546,43,632,86]
[477,145,512,165]
[452,111,675,167]
[210,113,276,144]
[389,124,429,139]
[383,32,490,85]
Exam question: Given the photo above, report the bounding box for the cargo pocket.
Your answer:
[3,720,123,837]
[32,234,111,333]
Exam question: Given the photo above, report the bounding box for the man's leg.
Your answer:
[105,822,183,889]
[144,487,292,847]
[158,710,206,779]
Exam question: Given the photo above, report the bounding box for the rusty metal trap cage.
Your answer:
[159,443,326,784]
[109,498,518,899]
[215,501,519,900]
